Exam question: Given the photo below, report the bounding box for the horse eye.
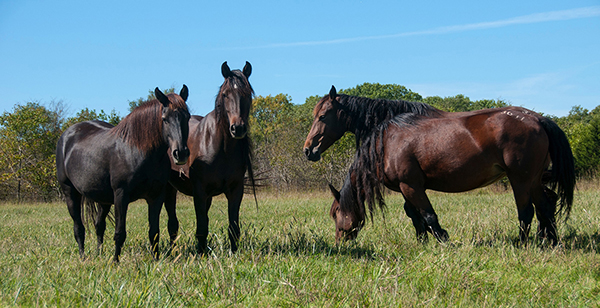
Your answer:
[319,115,326,121]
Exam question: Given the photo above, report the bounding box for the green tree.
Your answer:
[560,105,600,177]
[423,94,508,112]
[0,102,63,201]
[339,82,423,101]
[63,107,121,128]
[128,87,175,112]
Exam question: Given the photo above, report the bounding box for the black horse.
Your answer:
[56,86,190,262]
[165,62,256,254]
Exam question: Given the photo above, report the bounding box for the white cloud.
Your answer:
[238,6,600,49]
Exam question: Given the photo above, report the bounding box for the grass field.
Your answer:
[1,187,599,307]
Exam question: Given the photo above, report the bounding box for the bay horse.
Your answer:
[303,85,443,161]
[328,111,575,245]
[165,61,255,254]
[56,86,190,262]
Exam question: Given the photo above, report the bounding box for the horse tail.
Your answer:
[81,196,114,230]
[242,136,259,209]
[539,117,576,219]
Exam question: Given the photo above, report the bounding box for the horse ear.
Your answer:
[221,61,232,78]
[179,84,189,102]
[155,87,170,107]
[328,183,341,201]
[329,85,337,100]
[242,61,252,78]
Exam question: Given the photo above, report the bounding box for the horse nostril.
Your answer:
[304,147,310,157]
[173,149,179,160]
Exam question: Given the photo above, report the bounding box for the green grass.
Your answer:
[1,188,600,307]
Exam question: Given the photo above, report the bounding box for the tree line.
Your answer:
[1,82,598,202]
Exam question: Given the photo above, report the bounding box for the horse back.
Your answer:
[384,107,550,192]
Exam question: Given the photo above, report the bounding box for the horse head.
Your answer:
[155,85,190,165]
[303,85,348,161]
[329,182,362,244]
[218,61,253,139]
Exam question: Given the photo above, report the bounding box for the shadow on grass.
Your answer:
[161,222,600,262]
[466,228,600,253]
[163,222,380,261]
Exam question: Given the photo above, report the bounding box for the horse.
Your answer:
[165,61,255,254]
[303,85,444,161]
[56,86,190,262]
[328,110,575,245]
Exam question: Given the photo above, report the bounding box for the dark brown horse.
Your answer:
[329,110,575,245]
[304,86,443,161]
[56,86,190,261]
[165,61,255,254]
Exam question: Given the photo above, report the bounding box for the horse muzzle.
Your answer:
[230,124,247,139]
[304,146,321,162]
[171,148,189,165]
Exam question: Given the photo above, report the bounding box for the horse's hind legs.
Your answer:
[64,186,85,258]
[94,203,112,255]
[512,184,535,244]
[534,186,559,245]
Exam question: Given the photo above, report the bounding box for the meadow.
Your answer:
[1,186,599,307]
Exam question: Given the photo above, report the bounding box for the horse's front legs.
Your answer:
[403,201,429,242]
[400,183,449,242]
[193,190,212,255]
[112,190,130,262]
[164,184,180,246]
[147,193,165,260]
[226,186,244,253]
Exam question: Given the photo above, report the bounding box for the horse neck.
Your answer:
[199,111,244,154]
[111,103,165,154]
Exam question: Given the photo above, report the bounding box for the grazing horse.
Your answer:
[165,61,255,254]
[329,111,575,245]
[56,86,190,262]
[303,85,443,161]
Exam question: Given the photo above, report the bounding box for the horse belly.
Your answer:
[422,157,506,193]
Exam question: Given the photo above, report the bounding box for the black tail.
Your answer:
[539,117,576,219]
[82,196,114,230]
[241,136,259,210]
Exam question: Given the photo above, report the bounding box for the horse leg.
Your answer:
[510,181,535,244]
[403,201,429,242]
[112,190,129,262]
[164,184,179,247]
[400,183,448,242]
[193,189,211,255]
[147,195,165,260]
[64,184,85,258]
[226,186,244,253]
[532,185,558,245]
[94,203,112,255]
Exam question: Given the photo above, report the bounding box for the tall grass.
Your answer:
[1,188,599,307]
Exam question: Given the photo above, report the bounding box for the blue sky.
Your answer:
[1,1,599,118]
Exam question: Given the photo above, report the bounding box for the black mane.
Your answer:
[335,94,442,147]
[340,113,427,226]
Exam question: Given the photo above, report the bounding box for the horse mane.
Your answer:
[111,93,188,152]
[323,94,442,147]
[340,113,426,226]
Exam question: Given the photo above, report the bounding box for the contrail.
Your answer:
[228,6,600,50]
